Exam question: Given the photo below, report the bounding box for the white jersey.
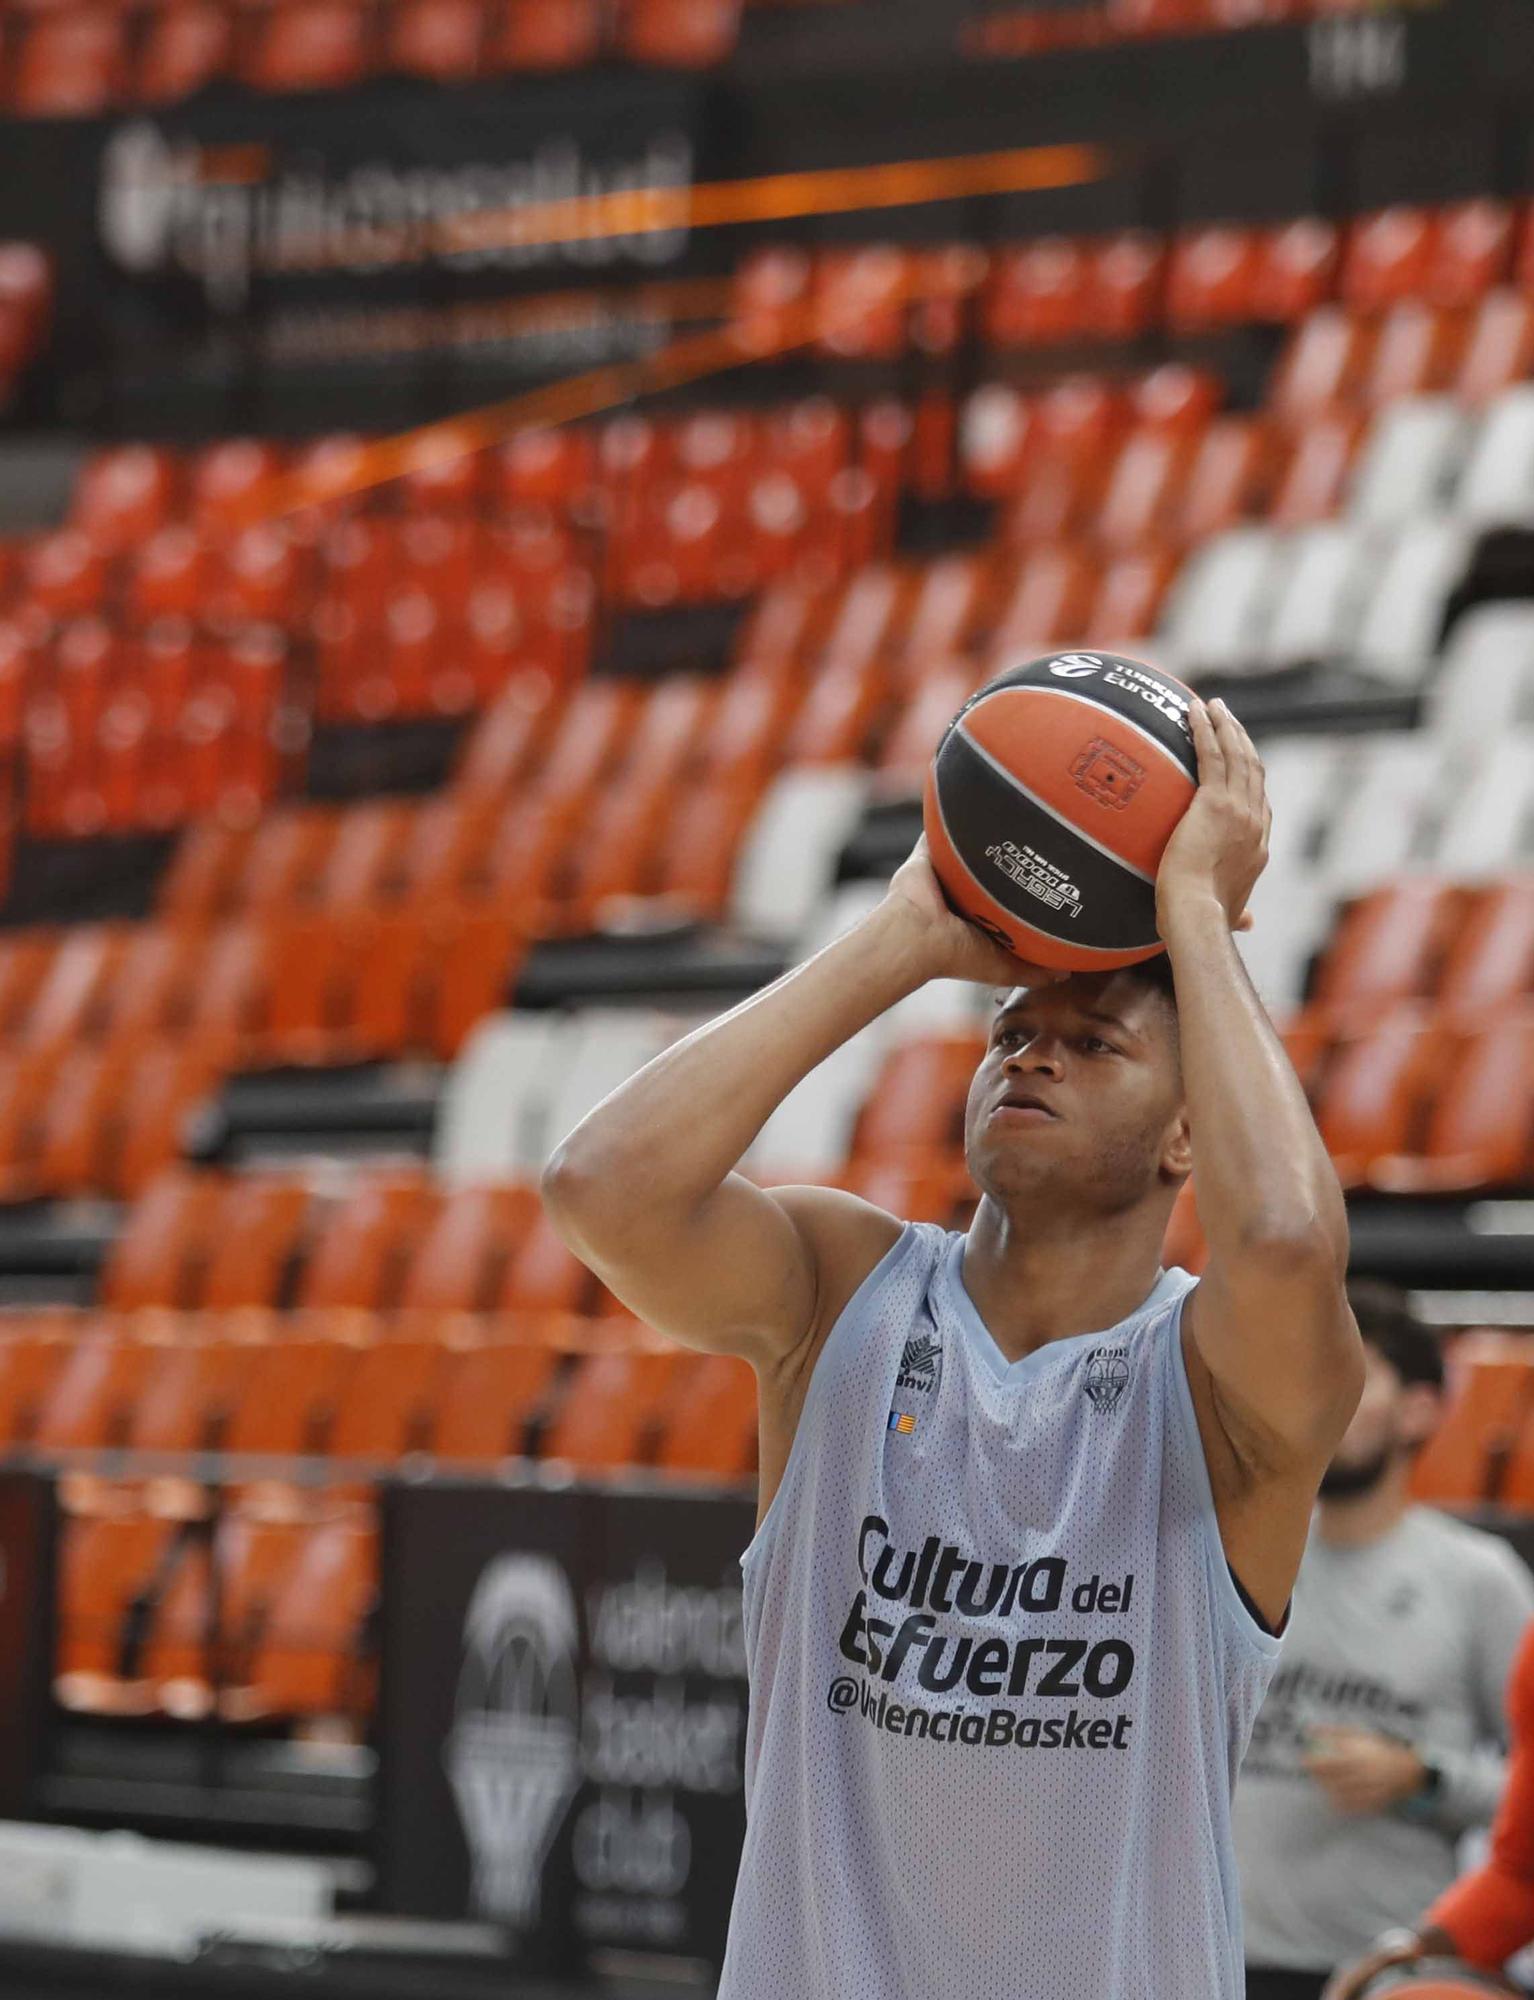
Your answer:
[717,1220,1283,2000]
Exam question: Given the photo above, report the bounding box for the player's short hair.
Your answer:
[1347,1279,1444,1393]
[1121,952,1177,1009]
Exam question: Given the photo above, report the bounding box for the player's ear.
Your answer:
[1161,1110,1193,1180]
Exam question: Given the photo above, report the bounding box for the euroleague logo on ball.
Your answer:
[1047,654,1106,679]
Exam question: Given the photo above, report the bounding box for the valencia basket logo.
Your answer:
[1082,1345,1131,1415]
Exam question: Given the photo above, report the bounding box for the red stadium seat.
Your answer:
[499,1205,601,1315]
[1087,232,1165,339]
[11,8,126,118]
[1311,880,1465,1017]
[328,1342,449,1462]
[1267,407,1366,528]
[385,0,486,78]
[241,1515,377,1718]
[135,1,233,105]
[1166,226,1264,331]
[1270,310,1374,419]
[220,1339,358,1456]
[655,1352,757,1479]
[1429,199,1515,305]
[1359,301,1464,404]
[985,239,1091,348]
[1456,291,1534,405]
[1313,1009,1439,1187]
[56,1508,174,1697]
[71,447,179,551]
[128,1339,261,1452]
[1341,207,1437,310]
[197,1177,313,1310]
[484,0,603,70]
[433,1341,562,1462]
[650,780,763,921]
[1251,219,1341,322]
[299,1173,440,1311]
[399,1183,541,1313]
[1375,1008,1534,1194]
[1412,1331,1534,1505]
[620,0,741,68]
[542,1349,694,1472]
[1438,879,1534,1023]
[32,1332,156,1451]
[853,1035,985,1160]
[242,0,374,94]
[0,1325,67,1447]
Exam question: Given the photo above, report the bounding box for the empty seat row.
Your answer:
[734,206,1534,362]
[66,402,874,545]
[0,0,742,120]
[57,1497,376,1722]
[0,1308,757,1480]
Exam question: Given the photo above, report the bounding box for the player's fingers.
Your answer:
[1208,698,1248,796]
[1188,697,1225,788]
[1227,706,1267,818]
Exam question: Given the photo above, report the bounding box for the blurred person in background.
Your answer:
[1239,1282,1534,2000]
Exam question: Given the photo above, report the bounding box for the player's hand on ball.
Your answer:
[1155,697,1269,936]
[885,836,1065,989]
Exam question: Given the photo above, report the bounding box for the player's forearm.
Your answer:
[544,899,937,1217]
[1161,895,1346,1266]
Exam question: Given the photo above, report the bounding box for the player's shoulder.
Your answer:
[768,1183,910,1292]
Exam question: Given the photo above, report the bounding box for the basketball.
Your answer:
[1361,1963,1519,1998]
[922,650,1199,972]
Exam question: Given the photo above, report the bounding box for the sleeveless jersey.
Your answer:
[717,1220,1283,2000]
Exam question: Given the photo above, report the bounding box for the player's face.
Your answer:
[962,973,1189,1210]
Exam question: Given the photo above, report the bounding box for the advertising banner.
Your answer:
[375,1475,754,1978]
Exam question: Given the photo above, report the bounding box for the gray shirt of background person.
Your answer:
[1236,1503,1534,1972]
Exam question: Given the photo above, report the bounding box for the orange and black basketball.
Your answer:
[922,650,1199,973]
[1361,1963,1519,1997]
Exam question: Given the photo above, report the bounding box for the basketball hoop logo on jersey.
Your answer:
[1083,1344,1131,1414]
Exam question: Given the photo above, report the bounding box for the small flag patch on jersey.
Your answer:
[888,1409,916,1435]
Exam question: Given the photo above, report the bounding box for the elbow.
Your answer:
[1234,1204,1347,1279]
[540,1143,603,1240]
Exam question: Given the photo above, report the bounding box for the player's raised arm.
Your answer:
[1160,697,1364,1619]
[540,842,1057,1368]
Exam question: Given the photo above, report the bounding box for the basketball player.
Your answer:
[1324,1617,1534,1998]
[542,696,1362,1997]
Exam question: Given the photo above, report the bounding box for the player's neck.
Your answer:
[1316,1460,1414,1548]
[959,1199,1169,1362]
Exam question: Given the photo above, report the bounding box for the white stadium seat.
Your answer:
[731,767,869,941]
[1258,523,1383,670]
[1312,735,1446,896]
[1155,526,1281,676]
[434,1012,567,1181]
[1423,735,1534,879]
[1455,384,1534,527]
[1426,602,1534,746]
[1348,397,1471,527]
[1350,517,1471,685]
